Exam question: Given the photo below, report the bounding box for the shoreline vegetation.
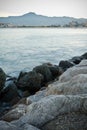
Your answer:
[0,21,87,28]
[0,52,87,129]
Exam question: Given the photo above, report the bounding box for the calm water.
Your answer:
[0,28,87,76]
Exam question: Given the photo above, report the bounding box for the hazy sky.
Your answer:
[0,0,87,18]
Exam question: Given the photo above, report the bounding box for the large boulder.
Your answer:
[33,64,53,83]
[59,60,74,72]
[0,81,20,105]
[69,56,82,64]
[42,63,62,79]
[17,71,43,94]
[46,74,87,95]
[12,95,87,128]
[77,59,87,66]
[81,52,87,59]
[48,65,62,79]
[59,60,87,82]
[0,68,6,91]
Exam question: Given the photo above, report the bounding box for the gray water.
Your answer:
[0,28,87,76]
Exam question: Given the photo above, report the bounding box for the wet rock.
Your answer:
[59,60,74,71]
[81,52,87,59]
[69,56,82,64]
[17,71,43,94]
[0,68,6,91]
[33,64,53,83]
[0,81,20,105]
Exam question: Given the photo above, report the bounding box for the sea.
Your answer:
[0,28,87,76]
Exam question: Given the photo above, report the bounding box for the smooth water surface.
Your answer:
[0,28,87,76]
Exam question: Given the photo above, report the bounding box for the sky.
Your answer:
[0,0,87,18]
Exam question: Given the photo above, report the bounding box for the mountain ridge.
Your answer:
[0,12,87,26]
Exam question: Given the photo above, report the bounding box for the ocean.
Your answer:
[0,28,87,76]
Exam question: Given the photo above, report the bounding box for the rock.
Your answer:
[48,65,62,79]
[1,104,27,122]
[46,74,87,95]
[0,102,11,117]
[59,60,74,72]
[77,59,87,66]
[17,71,28,82]
[0,68,6,91]
[0,121,20,130]
[33,64,53,83]
[69,56,82,64]
[26,89,46,104]
[81,52,87,59]
[42,112,87,130]
[42,63,62,79]
[17,71,43,94]
[59,60,87,82]
[21,123,41,130]
[14,97,28,106]
[12,95,87,128]
[0,121,40,130]
[0,81,20,105]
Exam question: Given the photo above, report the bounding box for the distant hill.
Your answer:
[0,12,87,26]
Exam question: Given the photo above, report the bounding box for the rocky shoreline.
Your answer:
[0,52,87,130]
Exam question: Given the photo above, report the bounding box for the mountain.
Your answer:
[0,12,87,26]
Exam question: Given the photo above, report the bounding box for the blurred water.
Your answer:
[0,28,87,76]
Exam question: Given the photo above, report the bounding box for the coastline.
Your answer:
[0,52,87,129]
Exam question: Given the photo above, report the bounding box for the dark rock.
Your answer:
[0,68,6,91]
[0,102,11,117]
[69,56,82,64]
[33,64,53,83]
[17,71,43,94]
[81,52,87,59]
[48,66,62,79]
[0,81,20,105]
[42,63,62,79]
[59,60,74,71]
[17,71,28,82]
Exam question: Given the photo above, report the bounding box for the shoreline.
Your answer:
[0,26,87,29]
[0,52,87,129]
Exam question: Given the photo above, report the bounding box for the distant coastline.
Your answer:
[0,24,87,28]
[0,12,87,28]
